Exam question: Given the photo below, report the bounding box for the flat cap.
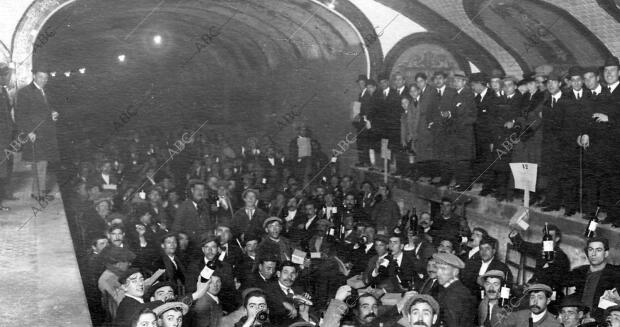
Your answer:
[453,70,467,79]
[525,283,553,295]
[188,179,206,188]
[118,268,142,285]
[604,56,620,68]
[263,216,282,229]
[558,294,587,311]
[402,294,440,315]
[567,66,584,77]
[242,188,259,199]
[469,72,488,84]
[366,78,377,86]
[432,252,465,269]
[152,301,189,317]
[582,66,600,75]
[477,269,506,287]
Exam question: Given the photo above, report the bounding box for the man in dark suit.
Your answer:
[565,237,620,321]
[368,234,418,291]
[263,261,313,327]
[353,75,374,167]
[214,223,244,271]
[589,56,620,224]
[185,233,239,313]
[470,73,498,186]
[153,232,186,295]
[431,71,458,186]
[412,73,440,180]
[241,255,278,291]
[539,72,579,215]
[113,268,146,327]
[231,189,268,239]
[290,200,320,245]
[433,252,475,327]
[461,236,513,296]
[171,179,213,241]
[369,73,402,171]
[0,63,14,210]
[579,67,610,217]
[190,274,223,327]
[15,65,60,201]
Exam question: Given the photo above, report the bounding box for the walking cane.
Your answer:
[32,140,41,201]
[579,146,583,215]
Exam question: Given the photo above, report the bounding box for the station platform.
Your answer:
[0,162,91,326]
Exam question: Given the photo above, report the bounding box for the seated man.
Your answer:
[501,283,561,327]
[191,274,223,327]
[263,261,314,326]
[153,301,189,327]
[461,236,513,296]
[322,286,380,327]
[234,289,273,327]
[114,268,146,327]
[241,255,278,291]
[402,294,441,327]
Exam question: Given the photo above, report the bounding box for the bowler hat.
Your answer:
[199,232,218,247]
[453,70,467,79]
[469,72,489,84]
[547,71,563,82]
[377,72,390,82]
[356,74,368,82]
[558,294,588,312]
[366,79,377,86]
[567,66,584,78]
[490,69,504,80]
[604,56,620,68]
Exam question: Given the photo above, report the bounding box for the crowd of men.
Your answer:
[352,57,620,226]
[3,58,620,327]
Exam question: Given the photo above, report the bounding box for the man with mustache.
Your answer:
[402,294,440,327]
[477,270,506,327]
[501,283,561,327]
[264,261,313,326]
[322,285,380,327]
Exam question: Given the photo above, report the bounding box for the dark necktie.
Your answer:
[475,94,482,104]
[1,86,11,116]
[551,97,556,108]
[484,304,492,327]
[413,99,419,107]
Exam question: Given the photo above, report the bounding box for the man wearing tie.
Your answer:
[16,65,60,201]
[0,63,14,210]
[231,188,267,239]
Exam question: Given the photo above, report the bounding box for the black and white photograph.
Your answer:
[1,0,620,326]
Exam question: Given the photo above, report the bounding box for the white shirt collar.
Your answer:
[592,84,602,95]
[573,89,582,97]
[437,85,446,94]
[479,258,493,275]
[33,82,44,91]
[468,246,479,259]
[609,81,620,93]
[279,281,292,294]
[393,252,403,266]
[552,91,562,101]
[531,310,547,323]
[443,278,458,288]
[479,87,488,100]
[365,243,374,253]
[125,293,144,304]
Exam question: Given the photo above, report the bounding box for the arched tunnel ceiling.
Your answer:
[37,0,365,75]
[465,0,612,72]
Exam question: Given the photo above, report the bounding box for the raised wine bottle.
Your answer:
[542,222,555,262]
[584,207,600,238]
[409,207,418,233]
[499,282,510,307]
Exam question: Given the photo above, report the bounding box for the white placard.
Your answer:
[351,101,361,120]
[381,139,390,159]
[292,249,306,265]
[102,184,117,190]
[200,266,214,280]
[310,252,322,259]
[510,163,538,192]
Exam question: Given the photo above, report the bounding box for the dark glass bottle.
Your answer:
[200,259,218,282]
[542,222,555,262]
[409,207,418,234]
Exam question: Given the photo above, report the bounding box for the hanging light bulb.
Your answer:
[118,54,126,63]
[64,71,71,77]
[79,67,86,74]
[50,71,56,77]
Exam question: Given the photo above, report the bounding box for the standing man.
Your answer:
[16,64,60,201]
[432,252,475,327]
[431,71,457,186]
[0,63,14,211]
[171,179,213,241]
[470,72,497,193]
[412,73,439,182]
